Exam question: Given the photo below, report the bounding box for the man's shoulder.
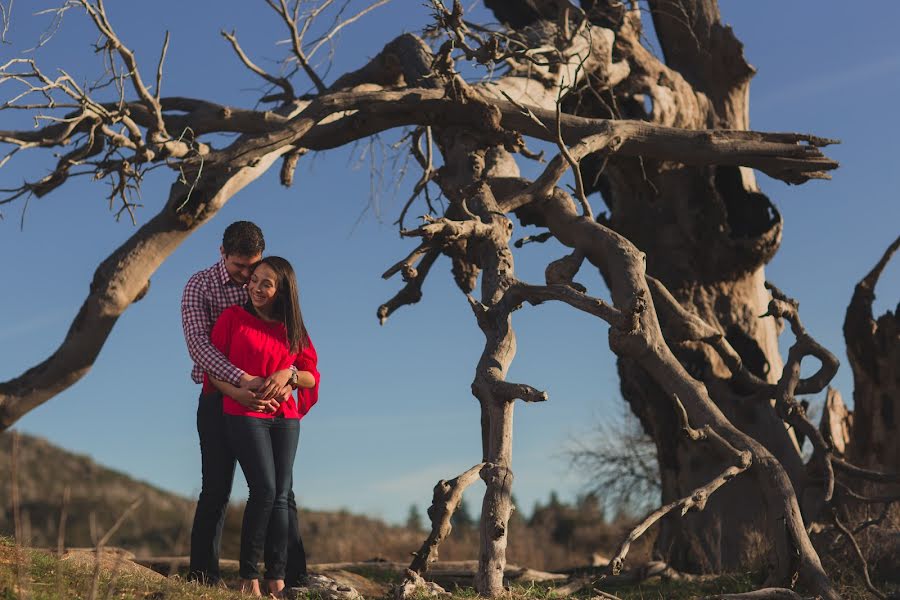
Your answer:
[185,262,219,288]
[182,263,220,306]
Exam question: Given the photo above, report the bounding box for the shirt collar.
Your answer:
[216,259,242,287]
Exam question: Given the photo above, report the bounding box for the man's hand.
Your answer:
[255,369,293,400]
[232,387,280,413]
[239,374,266,391]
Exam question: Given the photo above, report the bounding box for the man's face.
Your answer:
[221,248,262,285]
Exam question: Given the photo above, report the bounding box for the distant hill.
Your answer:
[0,430,649,569]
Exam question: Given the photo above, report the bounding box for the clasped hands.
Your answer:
[234,369,294,413]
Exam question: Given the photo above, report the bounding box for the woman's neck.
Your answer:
[249,303,277,322]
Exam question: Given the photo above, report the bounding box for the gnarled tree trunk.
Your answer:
[485,0,809,571]
[845,236,900,470]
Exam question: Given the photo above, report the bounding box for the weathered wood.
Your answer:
[845,235,900,470]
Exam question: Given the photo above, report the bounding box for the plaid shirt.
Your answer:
[181,260,248,385]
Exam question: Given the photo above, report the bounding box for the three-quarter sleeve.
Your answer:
[294,338,320,417]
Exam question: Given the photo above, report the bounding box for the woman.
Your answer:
[205,256,319,597]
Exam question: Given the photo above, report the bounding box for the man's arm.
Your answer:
[181,273,249,387]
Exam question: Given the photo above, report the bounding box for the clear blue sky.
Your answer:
[2,1,898,525]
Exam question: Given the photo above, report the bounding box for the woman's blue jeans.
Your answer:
[225,414,300,581]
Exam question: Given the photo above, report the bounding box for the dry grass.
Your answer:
[0,537,244,600]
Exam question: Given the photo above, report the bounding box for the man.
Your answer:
[181,220,308,587]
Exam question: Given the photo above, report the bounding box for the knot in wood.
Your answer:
[611,557,624,576]
[401,264,418,281]
[691,490,708,511]
[491,519,506,540]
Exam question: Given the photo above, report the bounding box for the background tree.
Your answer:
[406,504,424,532]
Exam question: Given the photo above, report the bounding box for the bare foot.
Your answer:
[266,578,285,598]
[239,578,262,597]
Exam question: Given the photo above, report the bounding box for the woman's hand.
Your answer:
[232,387,279,413]
[255,369,293,400]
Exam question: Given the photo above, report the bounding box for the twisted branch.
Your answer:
[609,396,752,575]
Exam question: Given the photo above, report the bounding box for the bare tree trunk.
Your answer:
[472,196,518,596]
[844,236,900,470]
[607,196,804,571]
[484,1,807,571]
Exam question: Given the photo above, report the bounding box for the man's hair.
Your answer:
[222,221,265,257]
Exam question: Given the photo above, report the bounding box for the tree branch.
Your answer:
[377,248,440,325]
[609,395,752,575]
[407,463,485,575]
[266,0,327,94]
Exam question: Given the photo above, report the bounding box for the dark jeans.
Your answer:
[225,413,300,581]
[188,392,308,585]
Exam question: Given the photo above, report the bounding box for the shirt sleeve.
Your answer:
[294,337,320,417]
[181,274,245,386]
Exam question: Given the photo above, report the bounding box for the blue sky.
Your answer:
[2,1,898,525]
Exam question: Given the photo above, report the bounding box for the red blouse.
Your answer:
[204,305,320,419]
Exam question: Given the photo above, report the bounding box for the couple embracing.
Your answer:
[180,221,320,597]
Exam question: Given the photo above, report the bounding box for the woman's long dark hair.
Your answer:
[249,256,309,353]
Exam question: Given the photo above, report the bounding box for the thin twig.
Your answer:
[832,510,886,600]
[57,485,71,556]
[11,431,30,600]
[266,0,326,93]
[154,30,169,103]
[307,0,393,59]
[87,496,143,600]
[222,29,295,100]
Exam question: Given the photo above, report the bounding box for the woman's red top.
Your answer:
[203,305,320,419]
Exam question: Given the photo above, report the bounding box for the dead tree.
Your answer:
[844,236,900,470]
[478,0,849,572]
[0,1,888,598]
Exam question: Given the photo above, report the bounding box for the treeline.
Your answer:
[0,431,653,571]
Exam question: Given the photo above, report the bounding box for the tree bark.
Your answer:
[844,235,900,470]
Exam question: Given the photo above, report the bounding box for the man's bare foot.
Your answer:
[266,578,285,598]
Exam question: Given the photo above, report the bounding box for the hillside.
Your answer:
[0,431,649,569]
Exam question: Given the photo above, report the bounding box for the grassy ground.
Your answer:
[0,537,243,600]
[3,536,896,600]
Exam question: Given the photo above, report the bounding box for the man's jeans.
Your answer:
[188,391,308,585]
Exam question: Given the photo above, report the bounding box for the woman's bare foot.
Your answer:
[239,578,262,596]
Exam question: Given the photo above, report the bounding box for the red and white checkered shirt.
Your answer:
[181,260,249,385]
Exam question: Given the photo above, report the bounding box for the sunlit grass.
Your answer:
[3,536,894,600]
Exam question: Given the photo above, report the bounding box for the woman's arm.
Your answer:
[294,370,316,389]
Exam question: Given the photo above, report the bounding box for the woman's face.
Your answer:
[248,262,278,313]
